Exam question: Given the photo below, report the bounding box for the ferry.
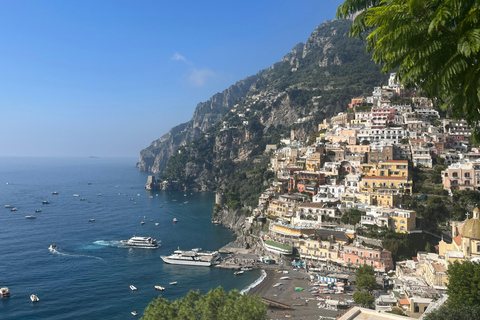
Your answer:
[121,236,160,248]
[160,248,220,267]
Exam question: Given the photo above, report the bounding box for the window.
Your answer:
[465,172,470,178]
[400,226,405,231]
[356,259,359,263]
[401,220,405,224]
[453,172,458,177]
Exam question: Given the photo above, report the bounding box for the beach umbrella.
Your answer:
[296,262,301,266]
[307,263,312,266]
[302,262,307,265]
[295,287,304,291]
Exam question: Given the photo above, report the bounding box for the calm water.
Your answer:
[0,157,261,320]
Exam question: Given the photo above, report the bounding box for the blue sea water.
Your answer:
[0,157,261,320]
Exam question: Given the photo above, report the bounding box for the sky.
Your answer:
[0,0,342,158]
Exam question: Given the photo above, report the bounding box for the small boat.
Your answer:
[88,219,95,222]
[4,205,14,208]
[88,182,92,185]
[0,287,10,297]
[97,193,102,196]
[80,198,85,201]
[30,294,39,302]
[49,244,57,251]
[132,202,137,205]
[131,311,138,316]
[35,209,42,213]
[155,223,159,226]
[42,201,50,204]
[141,221,145,225]
[73,194,80,197]
[25,215,36,219]
[234,271,244,276]
[130,285,137,291]
[173,218,177,223]
[149,196,153,199]
[154,286,165,291]
[137,194,140,196]
[169,282,177,285]
[51,191,58,195]
[129,198,134,201]
[241,267,253,271]
[10,207,17,211]
[159,205,164,208]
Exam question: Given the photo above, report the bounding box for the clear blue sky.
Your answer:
[0,0,341,158]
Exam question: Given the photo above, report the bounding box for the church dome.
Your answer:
[474,207,480,214]
[462,217,480,239]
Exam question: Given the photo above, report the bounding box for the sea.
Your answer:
[0,157,263,320]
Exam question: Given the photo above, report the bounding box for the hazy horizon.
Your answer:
[1,1,340,157]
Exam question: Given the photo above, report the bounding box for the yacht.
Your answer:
[160,248,220,267]
[154,286,165,291]
[0,287,10,297]
[169,281,177,285]
[30,294,39,302]
[121,236,159,248]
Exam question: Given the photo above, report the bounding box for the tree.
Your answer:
[424,305,480,320]
[341,208,364,225]
[356,265,377,292]
[142,287,268,320]
[446,260,480,308]
[336,0,480,142]
[352,291,375,307]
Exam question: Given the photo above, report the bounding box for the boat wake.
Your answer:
[240,269,266,294]
[50,249,104,261]
[92,240,124,248]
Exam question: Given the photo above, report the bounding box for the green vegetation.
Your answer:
[352,291,375,307]
[386,308,408,316]
[142,287,267,320]
[337,0,480,142]
[340,209,364,225]
[424,305,480,320]
[355,265,377,293]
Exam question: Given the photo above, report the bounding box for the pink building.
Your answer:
[343,244,394,272]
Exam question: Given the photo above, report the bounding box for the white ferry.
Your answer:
[121,236,159,248]
[160,248,220,267]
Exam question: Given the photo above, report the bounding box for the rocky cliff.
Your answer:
[138,20,388,198]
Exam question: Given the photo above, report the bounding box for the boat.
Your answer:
[73,194,80,197]
[35,209,42,213]
[10,207,17,211]
[51,191,58,195]
[121,236,160,248]
[160,248,221,267]
[131,311,138,316]
[88,219,95,222]
[4,205,14,208]
[240,267,253,271]
[137,194,140,196]
[234,271,244,276]
[49,244,57,251]
[42,201,50,204]
[25,215,36,219]
[130,285,137,291]
[97,193,102,196]
[169,282,177,285]
[140,221,145,225]
[154,286,165,291]
[159,205,164,208]
[30,294,39,302]
[132,202,137,205]
[80,198,85,201]
[173,218,177,223]
[87,182,92,185]
[149,196,153,199]
[0,287,10,297]
[129,198,134,201]
[155,223,159,226]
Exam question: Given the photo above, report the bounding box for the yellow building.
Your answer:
[305,152,323,172]
[360,176,412,194]
[266,200,289,218]
[268,223,316,248]
[299,238,341,263]
[341,192,374,208]
[360,160,409,178]
[390,209,416,233]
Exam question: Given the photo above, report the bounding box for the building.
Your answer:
[441,161,480,192]
[343,244,394,272]
[331,112,355,126]
[360,176,412,195]
[268,223,316,248]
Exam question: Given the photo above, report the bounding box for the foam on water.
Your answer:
[49,248,104,261]
[240,269,267,294]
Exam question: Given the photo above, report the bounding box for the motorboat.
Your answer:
[159,205,163,208]
[10,207,17,211]
[131,311,138,316]
[0,287,10,297]
[25,215,36,219]
[234,271,244,276]
[30,294,39,302]
[140,221,145,225]
[130,285,137,291]
[49,244,57,251]
[4,205,14,208]
[35,209,42,213]
[73,194,80,197]
[88,219,95,222]
[129,198,134,201]
[173,218,177,223]
[51,191,58,195]
[80,198,85,201]
[42,201,50,204]
[149,196,153,198]
[160,248,221,267]
[240,267,253,271]
[154,286,165,291]
[121,236,160,248]
[155,223,159,226]
[132,202,137,205]
[169,282,177,285]
[97,193,102,196]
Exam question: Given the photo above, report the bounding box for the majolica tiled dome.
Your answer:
[462,208,480,239]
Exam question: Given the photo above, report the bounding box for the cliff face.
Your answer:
[139,20,388,191]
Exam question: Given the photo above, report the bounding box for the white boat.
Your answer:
[130,285,137,291]
[25,215,36,219]
[155,223,159,226]
[149,196,153,198]
[88,219,95,222]
[160,248,220,267]
[97,193,102,196]
[51,191,58,195]
[140,221,145,225]
[4,205,14,208]
[154,286,165,291]
[80,198,85,201]
[169,282,177,285]
[240,267,253,271]
[35,209,42,213]
[42,201,50,204]
[30,294,39,302]
[11,207,17,211]
[49,244,57,251]
[73,194,80,197]
[234,271,244,276]
[121,236,159,248]
[131,311,138,316]
[173,218,177,223]
[0,287,10,297]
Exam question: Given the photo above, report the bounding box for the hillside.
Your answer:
[137,19,388,202]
